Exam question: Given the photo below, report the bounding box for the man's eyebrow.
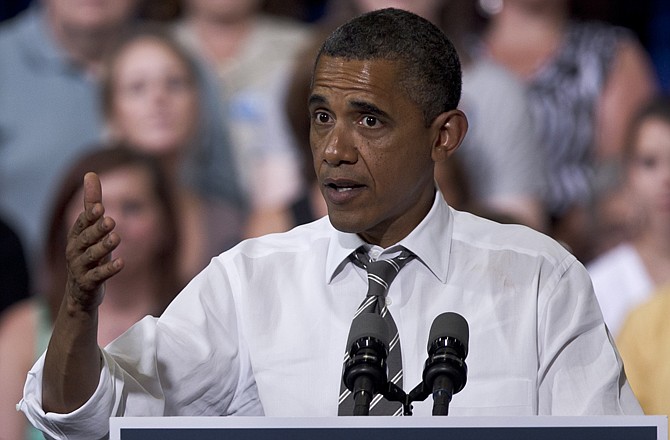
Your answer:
[349,100,389,119]
[307,95,390,119]
[308,94,327,108]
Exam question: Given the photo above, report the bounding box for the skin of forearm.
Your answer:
[42,293,102,414]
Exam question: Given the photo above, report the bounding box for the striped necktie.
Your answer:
[338,246,415,416]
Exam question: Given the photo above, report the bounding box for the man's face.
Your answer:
[45,0,137,33]
[309,56,438,247]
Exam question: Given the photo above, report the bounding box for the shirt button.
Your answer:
[386,297,392,306]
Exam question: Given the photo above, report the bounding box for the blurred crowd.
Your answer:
[1,0,670,438]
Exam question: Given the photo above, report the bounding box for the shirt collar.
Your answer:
[325,190,453,284]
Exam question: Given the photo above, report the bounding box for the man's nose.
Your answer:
[322,122,357,166]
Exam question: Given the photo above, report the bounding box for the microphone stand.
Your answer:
[352,376,374,416]
[380,379,442,416]
[380,382,413,416]
[404,379,452,415]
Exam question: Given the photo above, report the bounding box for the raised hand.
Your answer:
[65,172,124,311]
[43,172,125,413]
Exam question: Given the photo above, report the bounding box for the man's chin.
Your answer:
[326,212,364,234]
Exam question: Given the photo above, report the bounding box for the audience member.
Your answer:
[20,10,640,438]
[100,24,245,280]
[587,95,670,336]
[0,214,30,316]
[480,0,658,261]
[0,0,139,277]
[174,0,313,237]
[0,146,183,440]
[0,1,243,279]
[617,283,670,418]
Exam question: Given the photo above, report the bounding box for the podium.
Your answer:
[110,415,667,440]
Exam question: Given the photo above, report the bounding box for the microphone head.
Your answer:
[347,312,390,350]
[343,313,391,393]
[428,312,469,357]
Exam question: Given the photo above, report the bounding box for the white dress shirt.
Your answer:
[20,193,642,439]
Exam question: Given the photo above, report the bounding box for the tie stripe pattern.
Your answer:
[338,247,414,416]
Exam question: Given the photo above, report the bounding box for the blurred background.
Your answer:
[3,0,667,90]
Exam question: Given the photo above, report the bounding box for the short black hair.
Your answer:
[315,7,462,126]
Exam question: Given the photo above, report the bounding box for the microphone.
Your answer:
[342,313,390,415]
[423,312,468,415]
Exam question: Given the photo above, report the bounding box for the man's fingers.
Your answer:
[69,173,105,238]
[66,256,124,311]
[75,258,124,292]
[69,204,104,238]
[64,172,123,306]
[68,214,115,254]
[83,172,102,211]
[68,230,120,268]
[81,216,116,249]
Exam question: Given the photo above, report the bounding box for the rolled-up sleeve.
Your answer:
[19,349,118,440]
[18,258,263,439]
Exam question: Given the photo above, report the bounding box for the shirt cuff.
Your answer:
[18,349,116,440]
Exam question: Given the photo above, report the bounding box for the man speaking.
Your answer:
[20,7,640,439]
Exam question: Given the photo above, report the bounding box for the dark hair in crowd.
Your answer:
[314,7,462,126]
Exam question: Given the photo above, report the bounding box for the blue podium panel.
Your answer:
[110,416,667,440]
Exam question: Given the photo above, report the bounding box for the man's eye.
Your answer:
[361,116,379,128]
[314,112,331,124]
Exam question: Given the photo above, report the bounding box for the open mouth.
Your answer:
[327,183,361,192]
[323,180,366,202]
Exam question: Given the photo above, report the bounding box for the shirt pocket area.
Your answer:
[448,378,534,416]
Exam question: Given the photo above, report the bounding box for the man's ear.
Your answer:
[431,109,468,163]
